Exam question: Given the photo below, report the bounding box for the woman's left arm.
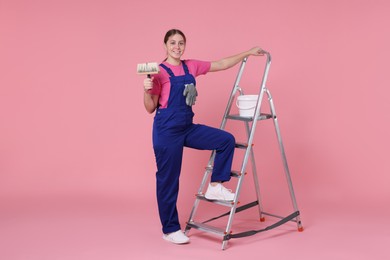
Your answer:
[210,47,264,72]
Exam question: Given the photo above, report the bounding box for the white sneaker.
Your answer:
[204,183,235,201]
[162,230,190,244]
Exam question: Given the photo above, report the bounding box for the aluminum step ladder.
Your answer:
[184,52,303,250]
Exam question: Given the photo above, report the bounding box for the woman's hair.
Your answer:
[164,29,186,44]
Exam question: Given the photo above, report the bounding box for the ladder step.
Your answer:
[205,167,242,178]
[186,221,226,237]
[196,194,235,207]
[230,170,242,178]
[235,142,252,149]
[226,113,274,121]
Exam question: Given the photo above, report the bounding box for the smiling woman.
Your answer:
[141,28,265,244]
[1,0,390,258]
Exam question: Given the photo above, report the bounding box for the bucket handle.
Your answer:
[236,99,256,110]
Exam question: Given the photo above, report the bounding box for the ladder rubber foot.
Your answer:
[260,217,266,222]
[298,226,304,232]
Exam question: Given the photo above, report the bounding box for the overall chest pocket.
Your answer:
[154,109,194,132]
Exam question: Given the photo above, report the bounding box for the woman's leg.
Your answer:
[184,124,235,182]
[153,143,184,234]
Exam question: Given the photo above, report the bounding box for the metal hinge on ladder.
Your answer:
[184,53,303,250]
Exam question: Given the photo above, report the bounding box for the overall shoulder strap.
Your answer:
[182,60,190,75]
[159,63,175,77]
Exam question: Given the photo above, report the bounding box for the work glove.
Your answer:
[183,83,198,106]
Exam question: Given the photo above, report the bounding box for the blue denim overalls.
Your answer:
[153,61,235,234]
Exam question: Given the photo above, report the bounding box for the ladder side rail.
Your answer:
[222,112,257,248]
[265,89,302,228]
[237,52,271,215]
[221,132,249,249]
[220,58,248,130]
[240,52,271,177]
[186,158,214,225]
[222,54,271,250]
[245,121,265,220]
[224,53,271,242]
[186,197,201,227]
[246,51,271,221]
[202,150,217,189]
[221,185,242,249]
[245,52,271,149]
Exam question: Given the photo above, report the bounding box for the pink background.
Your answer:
[1,0,389,259]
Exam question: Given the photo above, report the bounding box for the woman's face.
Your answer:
[165,34,186,61]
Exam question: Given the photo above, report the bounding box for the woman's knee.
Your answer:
[223,131,236,148]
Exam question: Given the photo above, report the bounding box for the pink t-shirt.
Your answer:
[149,59,211,108]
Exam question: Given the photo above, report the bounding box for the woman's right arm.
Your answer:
[143,77,159,113]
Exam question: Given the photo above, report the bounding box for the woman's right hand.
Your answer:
[144,77,154,92]
[143,76,159,113]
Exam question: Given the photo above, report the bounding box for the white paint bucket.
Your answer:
[236,95,258,117]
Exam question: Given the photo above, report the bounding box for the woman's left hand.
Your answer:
[249,47,265,56]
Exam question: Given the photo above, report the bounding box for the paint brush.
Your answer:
[137,62,160,78]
